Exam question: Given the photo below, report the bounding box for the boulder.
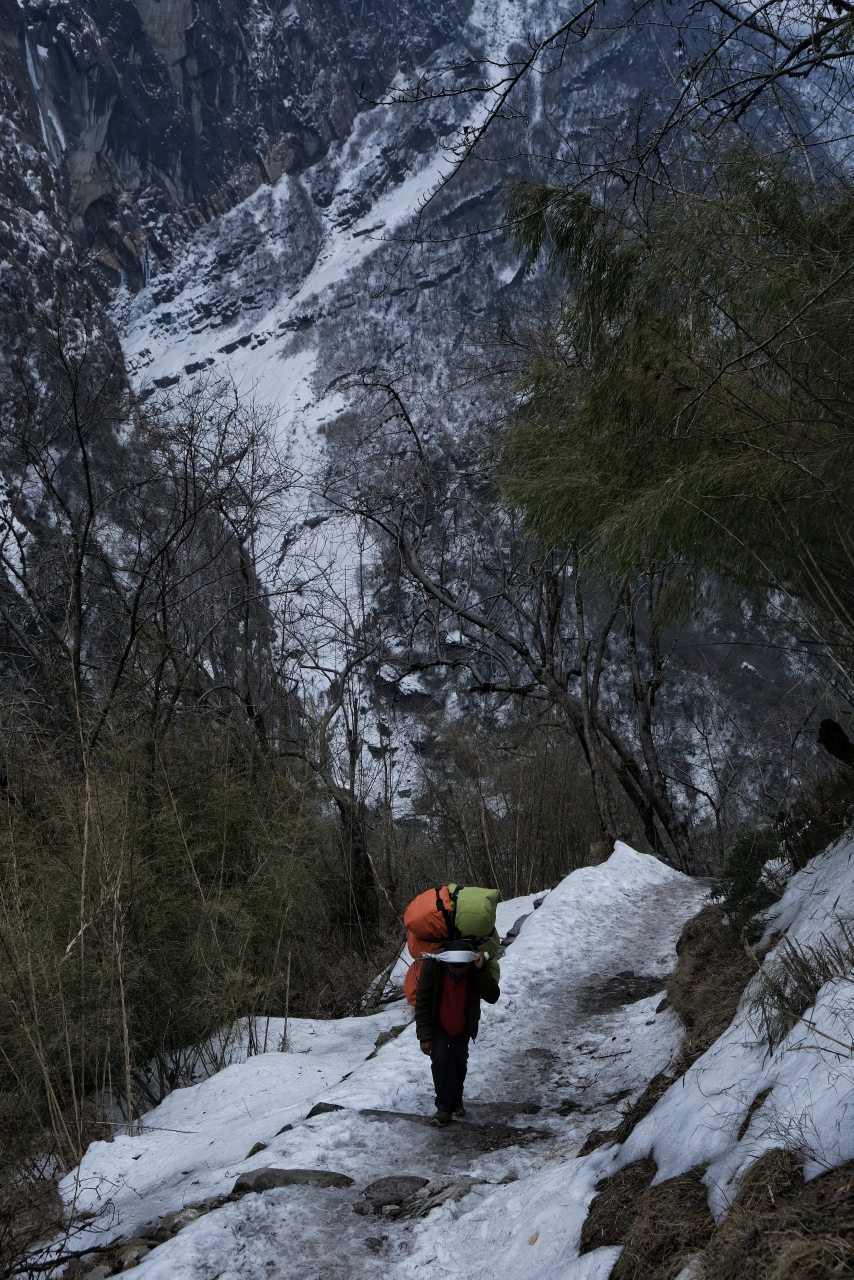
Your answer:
[501,913,530,945]
[119,1241,150,1268]
[367,1023,411,1058]
[306,1102,345,1118]
[360,1175,429,1210]
[408,1176,476,1217]
[232,1167,354,1194]
[171,1207,202,1231]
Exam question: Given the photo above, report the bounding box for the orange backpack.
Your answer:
[403,886,460,941]
[402,886,466,1006]
[401,884,501,1006]
[402,886,461,1006]
[403,958,423,1006]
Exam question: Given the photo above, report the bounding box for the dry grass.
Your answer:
[699,1149,854,1280]
[581,1150,854,1280]
[611,1167,714,1279]
[580,1157,657,1251]
[611,1072,675,1145]
[576,907,854,1280]
[0,1175,64,1280]
[580,1157,715,1279]
[666,904,758,1071]
[749,924,854,1054]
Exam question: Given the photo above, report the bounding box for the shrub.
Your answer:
[714,766,854,923]
[714,829,783,923]
[0,721,399,1174]
[666,905,759,1067]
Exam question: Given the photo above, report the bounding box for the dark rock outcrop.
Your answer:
[818,718,854,767]
[232,1166,354,1194]
[354,1175,429,1214]
[0,0,473,302]
[306,1101,345,1117]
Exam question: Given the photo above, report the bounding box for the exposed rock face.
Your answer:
[1,0,676,403]
[232,1166,354,1193]
[0,0,79,319]
[0,0,472,300]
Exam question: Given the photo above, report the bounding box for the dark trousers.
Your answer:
[431,1026,470,1113]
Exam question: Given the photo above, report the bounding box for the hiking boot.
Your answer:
[430,1110,453,1128]
[453,1104,466,1117]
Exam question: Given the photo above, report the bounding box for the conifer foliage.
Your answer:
[500,150,854,697]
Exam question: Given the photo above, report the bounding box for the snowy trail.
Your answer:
[62,846,710,1279]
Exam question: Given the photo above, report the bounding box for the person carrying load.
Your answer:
[415,940,500,1126]
[403,884,502,1127]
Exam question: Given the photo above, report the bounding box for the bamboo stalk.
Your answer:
[279,951,291,1052]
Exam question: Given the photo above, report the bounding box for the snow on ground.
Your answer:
[614,836,854,1220]
[61,839,854,1277]
[60,844,708,1278]
[62,1010,406,1238]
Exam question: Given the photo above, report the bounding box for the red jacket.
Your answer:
[415,959,500,1041]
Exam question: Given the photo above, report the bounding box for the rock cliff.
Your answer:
[1,0,472,306]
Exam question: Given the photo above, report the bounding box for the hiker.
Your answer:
[415,940,500,1127]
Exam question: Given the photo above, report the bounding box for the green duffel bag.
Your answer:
[478,927,500,959]
[449,885,501,984]
[449,884,499,939]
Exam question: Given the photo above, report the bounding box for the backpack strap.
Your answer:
[448,884,465,939]
[436,885,466,940]
[435,888,454,939]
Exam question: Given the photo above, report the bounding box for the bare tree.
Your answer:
[0,291,301,765]
[319,377,700,868]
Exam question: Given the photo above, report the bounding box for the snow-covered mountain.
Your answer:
[3,0,471,283]
[1,0,674,455]
[112,0,670,456]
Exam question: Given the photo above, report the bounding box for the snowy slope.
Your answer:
[58,839,854,1280]
[60,845,708,1278]
[614,836,854,1219]
[113,0,671,468]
